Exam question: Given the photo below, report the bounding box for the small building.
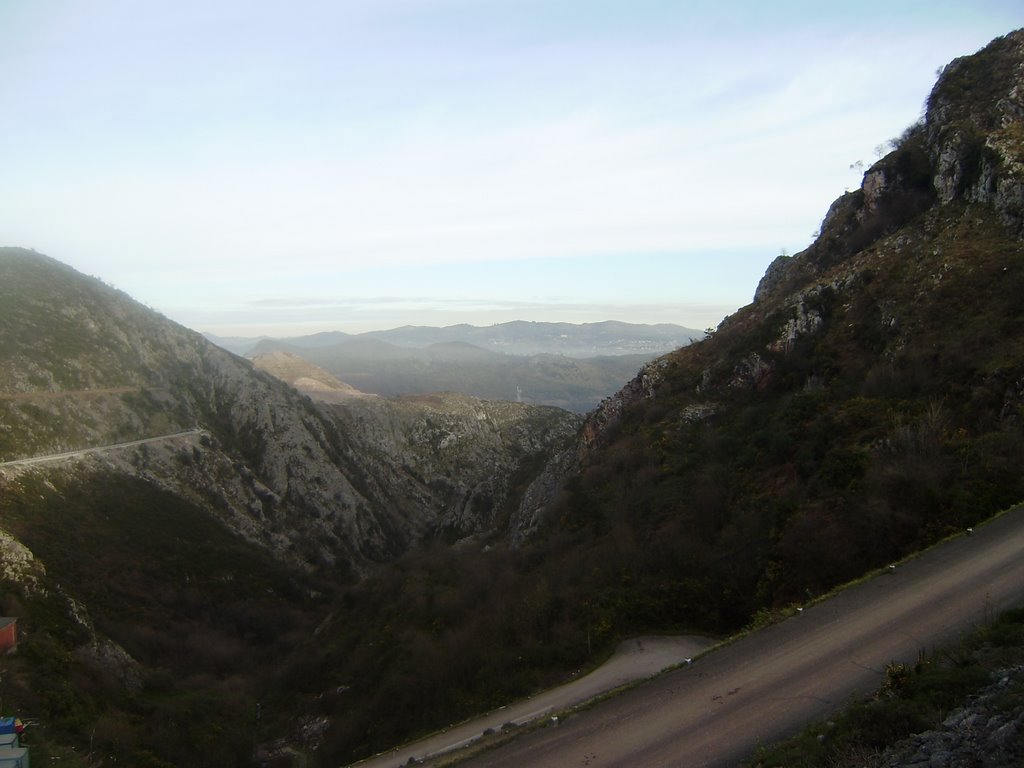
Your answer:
[0,620,16,655]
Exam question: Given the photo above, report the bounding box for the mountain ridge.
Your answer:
[209,318,700,357]
[248,333,658,413]
[0,248,579,569]
[0,246,582,764]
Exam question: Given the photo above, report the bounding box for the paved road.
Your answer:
[444,506,1024,767]
[351,636,716,768]
[0,429,206,468]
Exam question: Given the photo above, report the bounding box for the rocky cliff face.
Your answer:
[0,252,583,765]
[514,28,1024,551]
[878,666,1024,768]
[332,393,581,540]
[754,29,1024,305]
[251,350,582,542]
[0,250,578,572]
[510,355,669,540]
[927,31,1024,235]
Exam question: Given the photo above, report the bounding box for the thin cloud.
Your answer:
[0,2,1018,335]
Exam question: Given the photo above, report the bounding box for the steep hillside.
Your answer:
[252,351,582,540]
[0,250,579,765]
[0,251,576,567]
[248,350,375,403]
[518,29,1024,612]
[274,31,1024,766]
[0,251,394,569]
[0,468,325,767]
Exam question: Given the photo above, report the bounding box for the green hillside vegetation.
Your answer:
[290,32,1024,763]
[0,250,583,764]
[0,29,1022,768]
[0,469,328,767]
[0,250,196,396]
[564,204,1024,612]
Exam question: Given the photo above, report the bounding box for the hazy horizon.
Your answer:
[2,2,1019,337]
[202,315,706,343]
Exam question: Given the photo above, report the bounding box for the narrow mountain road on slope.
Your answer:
[441,506,1024,768]
[0,429,207,468]
[0,386,141,401]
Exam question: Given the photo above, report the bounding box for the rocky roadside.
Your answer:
[879,665,1024,768]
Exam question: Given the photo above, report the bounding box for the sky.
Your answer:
[1,2,1020,337]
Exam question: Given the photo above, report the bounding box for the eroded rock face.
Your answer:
[0,525,45,592]
[753,253,794,303]
[516,29,1024,550]
[0,250,581,573]
[927,30,1024,235]
[754,30,1024,310]
[510,357,667,540]
[878,666,1024,768]
[324,392,582,543]
[248,350,583,545]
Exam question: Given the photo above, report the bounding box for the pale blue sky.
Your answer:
[1,2,1020,336]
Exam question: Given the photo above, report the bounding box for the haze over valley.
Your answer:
[210,320,701,413]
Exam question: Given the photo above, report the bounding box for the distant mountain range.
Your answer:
[207,321,701,412]
[206,319,703,358]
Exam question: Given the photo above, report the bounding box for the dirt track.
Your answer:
[450,506,1024,767]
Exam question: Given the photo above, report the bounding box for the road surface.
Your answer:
[0,429,207,468]
[351,636,715,768]
[445,506,1024,767]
